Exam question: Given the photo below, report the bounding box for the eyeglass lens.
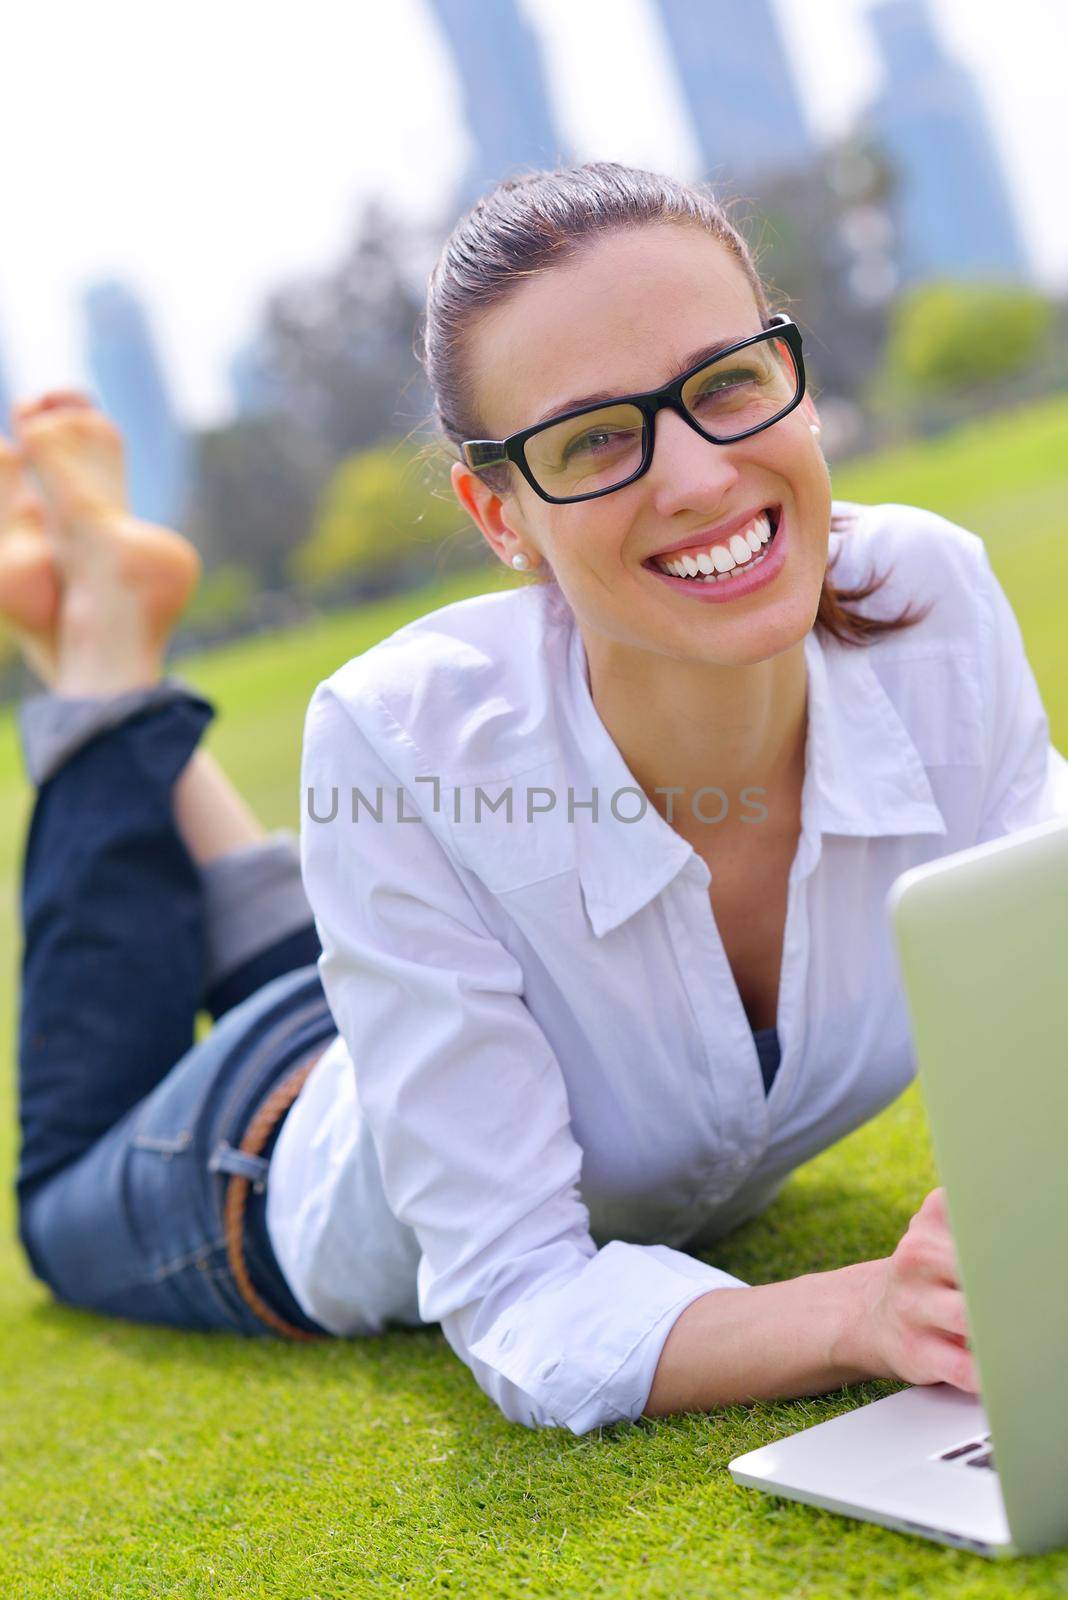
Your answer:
[522,336,800,500]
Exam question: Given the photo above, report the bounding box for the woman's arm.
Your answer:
[645,1189,977,1417]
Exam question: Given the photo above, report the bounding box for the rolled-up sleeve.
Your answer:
[974,544,1068,841]
[299,679,742,1433]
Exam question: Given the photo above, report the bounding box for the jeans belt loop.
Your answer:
[209,1145,271,1185]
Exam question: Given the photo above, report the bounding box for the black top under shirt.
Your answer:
[752,1026,782,1094]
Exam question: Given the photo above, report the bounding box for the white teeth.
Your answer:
[653,509,778,580]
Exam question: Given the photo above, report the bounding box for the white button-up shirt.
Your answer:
[270,501,1068,1434]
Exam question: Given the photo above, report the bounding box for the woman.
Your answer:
[7,163,1066,1434]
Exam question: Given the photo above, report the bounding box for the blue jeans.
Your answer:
[15,686,338,1337]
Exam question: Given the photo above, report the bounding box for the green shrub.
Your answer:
[887,280,1054,395]
[181,563,258,633]
[290,440,475,591]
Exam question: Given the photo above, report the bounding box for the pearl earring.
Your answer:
[510,552,531,571]
[809,422,822,438]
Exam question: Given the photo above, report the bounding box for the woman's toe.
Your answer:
[13,390,96,427]
[0,436,20,518]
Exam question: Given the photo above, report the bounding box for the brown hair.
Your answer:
[420,161,930,649]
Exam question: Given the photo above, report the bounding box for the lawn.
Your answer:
[0,396,1065,1597]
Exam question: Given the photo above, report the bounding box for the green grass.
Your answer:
[0,397,1066,1597]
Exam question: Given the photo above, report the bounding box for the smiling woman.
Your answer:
[429,164,929,655]
[287,162,1067,1429]
[8,163,1068,1443]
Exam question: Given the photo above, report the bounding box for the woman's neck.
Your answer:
[582,631,809,835]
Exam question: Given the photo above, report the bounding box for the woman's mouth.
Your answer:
[642,505,787,604]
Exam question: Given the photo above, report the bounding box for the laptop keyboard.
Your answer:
[937,1432,995,1470]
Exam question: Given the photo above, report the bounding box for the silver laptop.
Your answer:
[730,815,1068,1557]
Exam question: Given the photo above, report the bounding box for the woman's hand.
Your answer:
[645,1187,979,1421]
[850,1187,979,1394]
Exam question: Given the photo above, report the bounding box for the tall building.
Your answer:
[866,0,1029,283]
[229,334,281,419]
[424,0,568,210]
[652,0,812,187]
[82,281,189,526]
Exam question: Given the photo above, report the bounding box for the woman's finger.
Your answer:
[900,1217,961,1286]
[930,1335,980,1395]
[917,1285,970,1341]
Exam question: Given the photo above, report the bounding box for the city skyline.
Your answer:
[0,0,1062,428]
[426,0,568,211]
[654,0,813,184]
[866,0,1030,283]
[83,281,189,523]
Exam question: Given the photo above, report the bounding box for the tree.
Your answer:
[247,200,436,462]
[183,199,450,597]
[887,281,1054,395]
[290,439,483,593]
[184,413,327,589]
[743,137,899,410]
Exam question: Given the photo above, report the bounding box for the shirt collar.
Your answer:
[803,627,947,841]
[560,611,947,940]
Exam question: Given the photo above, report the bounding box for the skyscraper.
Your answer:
[652,0,812,187]
[229,334,281,419]
[82,281,189,526]
[424,0,567,210]
[866,0,1029,283]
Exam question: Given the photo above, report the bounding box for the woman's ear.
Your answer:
[800,394,822,434]
[450,461,530,568]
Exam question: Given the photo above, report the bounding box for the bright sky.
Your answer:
[1,0,1062,428]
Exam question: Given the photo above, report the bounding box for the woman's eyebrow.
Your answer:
[531,333,750,427]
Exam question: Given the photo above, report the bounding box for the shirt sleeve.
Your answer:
[974,543,1068,842]
[299,676,744,1434]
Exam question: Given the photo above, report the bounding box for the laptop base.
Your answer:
[729,1385,1013,1558]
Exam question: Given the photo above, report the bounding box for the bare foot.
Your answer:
[14,391,202,696]
[0,438,61,685]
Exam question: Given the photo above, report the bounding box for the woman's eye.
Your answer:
[695,366,760,399]
[564,428,637,461]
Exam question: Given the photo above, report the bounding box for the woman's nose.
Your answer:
[643,406,742,519]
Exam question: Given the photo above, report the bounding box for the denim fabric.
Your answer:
[15,690,336,1337]
[17,680,319,1007]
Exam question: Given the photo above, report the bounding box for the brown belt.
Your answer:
[222,1046,329,1342]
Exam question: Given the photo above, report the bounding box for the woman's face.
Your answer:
[452,223,832,670]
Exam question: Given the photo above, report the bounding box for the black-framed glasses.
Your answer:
[461,314,806,505]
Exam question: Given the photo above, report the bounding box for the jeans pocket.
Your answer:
[130,1128,194,1157]
[92,1240,264,1334]
[19,1121,222,1327]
